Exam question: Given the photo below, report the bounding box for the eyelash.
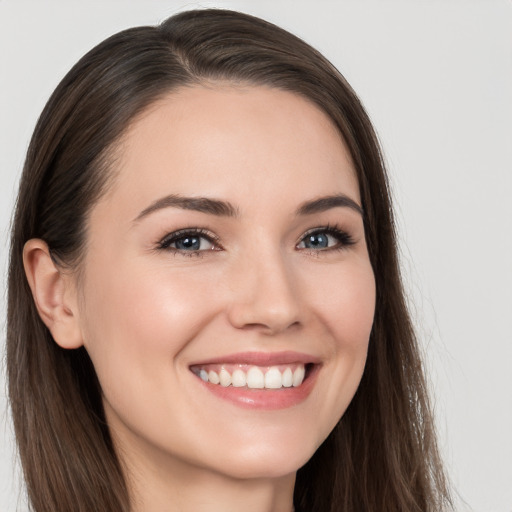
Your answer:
[297,224,356,253]
[156,224,355,257]
[157,228,221,257]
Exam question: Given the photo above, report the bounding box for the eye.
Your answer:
[296,225,355,251]
[158,229,219,255]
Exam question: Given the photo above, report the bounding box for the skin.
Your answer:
[24,85,376,512]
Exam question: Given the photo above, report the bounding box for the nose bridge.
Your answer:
[227,243,301,334]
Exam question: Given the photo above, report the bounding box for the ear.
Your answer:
[23,239,83,349]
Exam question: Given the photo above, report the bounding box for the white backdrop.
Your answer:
[1,1,511,510]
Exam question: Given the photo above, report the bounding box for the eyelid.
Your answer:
[157,228,222,253]
[296,224,356,251]
[155,224,355,256]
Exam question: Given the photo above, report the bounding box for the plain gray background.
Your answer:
[1,1,511,510]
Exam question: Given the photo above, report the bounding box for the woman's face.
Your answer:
[76,85,375,480]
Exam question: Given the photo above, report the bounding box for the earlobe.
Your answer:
[23,239,83,349]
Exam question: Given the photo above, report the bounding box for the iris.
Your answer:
[174,236,201,250]
[303,233,329,249]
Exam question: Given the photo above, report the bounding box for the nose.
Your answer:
[226,250,301,335]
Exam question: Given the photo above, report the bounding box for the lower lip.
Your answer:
[194,365,320,410]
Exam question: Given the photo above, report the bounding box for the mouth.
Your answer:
[190,362,313,389]
[189,352,320,410]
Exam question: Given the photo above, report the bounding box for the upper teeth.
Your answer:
[196,365,306,389]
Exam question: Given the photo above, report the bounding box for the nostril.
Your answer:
[239,319,301,336]
[227,299,301,334]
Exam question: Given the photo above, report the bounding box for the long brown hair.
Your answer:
[7,9,451,511]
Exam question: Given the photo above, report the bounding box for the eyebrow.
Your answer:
[296,194,363,216]
[133,192,362,223]
[134,195,239,222]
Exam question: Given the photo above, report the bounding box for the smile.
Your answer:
[189,352,320,410]
[191,363,307,389]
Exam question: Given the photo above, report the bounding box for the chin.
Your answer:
[205,433,321,480]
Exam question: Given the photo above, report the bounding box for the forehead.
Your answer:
[101,84,360,214]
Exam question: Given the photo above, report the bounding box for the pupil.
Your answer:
[176,236,200,250]
[306,233,328,248]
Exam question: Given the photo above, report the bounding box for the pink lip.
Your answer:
[190,351,321,410]
[190,350,321,367]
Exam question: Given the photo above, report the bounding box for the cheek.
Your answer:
[83,255,215,333]
[303,258,375,426]
[308,258,376,350]
[78,259,219,399]
[331,263,375,387]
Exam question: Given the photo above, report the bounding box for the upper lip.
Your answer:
[189,350,321,367]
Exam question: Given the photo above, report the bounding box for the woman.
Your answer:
[7,8,451,512]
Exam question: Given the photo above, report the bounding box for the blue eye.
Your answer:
[173,235,209,251]
[297,227,354,251]
[158,229,217,254]
[302,232,330,249]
